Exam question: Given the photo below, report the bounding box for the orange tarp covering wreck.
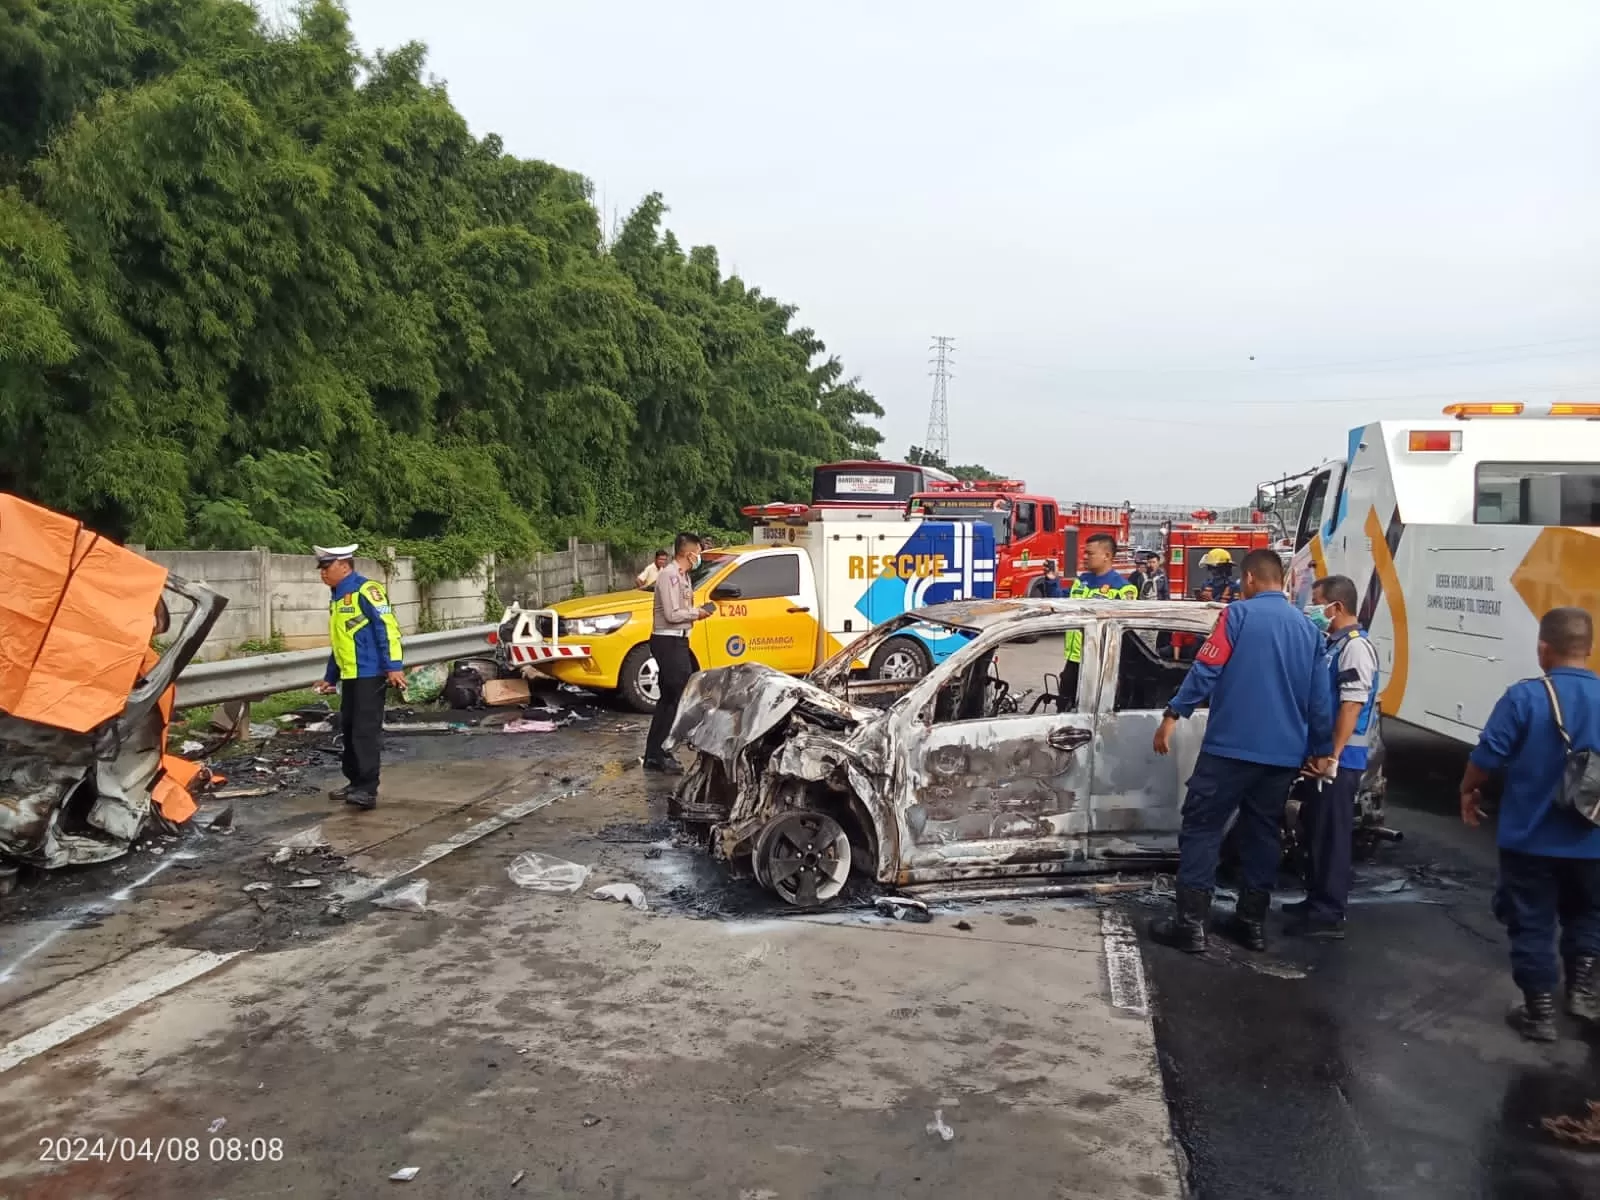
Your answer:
[0,492,170,734]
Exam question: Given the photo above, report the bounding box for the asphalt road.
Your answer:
[1139,731,1600,1200]
[2,703,1598,1198]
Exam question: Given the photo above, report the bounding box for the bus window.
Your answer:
[1476,463,1600,527]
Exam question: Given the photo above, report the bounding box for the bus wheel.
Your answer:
[618,644,661,713]
[869,636,932,681]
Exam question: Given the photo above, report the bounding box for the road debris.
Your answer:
[484,678,532,707]
[373,880,430,912]
[402,662,448,703]
[286,879,323,890]
[954,920,974,931]
[510,1168,526,1186]
[179,739,206,756]
[926,1109,955,1141]
[269,825,329,865]
[207,1118,226,1134]
[243,882,273,893]
[581,1114,601,1128]
[502,719,559,734]
[389,1166,420,1181]
[507,851,590,893]
[1543,1100,1600,1146]
[214,786,274,800]
[875,896,931,923]
[592,882,649,910]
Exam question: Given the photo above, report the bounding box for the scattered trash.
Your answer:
[501,719,558,734]
[516,1047,529,1055]
[205,772,229,788]
[207,1118,226,1134]
[443,663,486,709]
[507,852,590,893]
[382,721,465,735]
[1372,878,1411,894]
[179,739,205,756]
[402,662,449,704]
[389,1166,420,1181]
[286,879,323,890]
[643,847,663,860]
[1543,1099,1600,1146]
[581,1114,601,1128]
[592,882,649,911]
[373,880,430,912]
[484,678,532,707]
[305,721,334,733]
[510,1168,527,1187]
[875,896,931,923]
[954,920,974,931]
[246,722,278,741]
[926,1109,955,1142]
[739,1191,779,1200]
[215,787,274,800]
[243,882,274,893]
[269,824,329,864]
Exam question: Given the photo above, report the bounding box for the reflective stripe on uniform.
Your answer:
[1063,578,1140,662]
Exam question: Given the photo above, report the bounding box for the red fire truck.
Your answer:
[1162,510,1276,599]
[909,480,1131,597]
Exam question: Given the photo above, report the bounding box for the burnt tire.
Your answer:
[868,636,933,682]
[617,644,661,714]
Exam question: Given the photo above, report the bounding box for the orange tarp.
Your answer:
[0,493,169,734]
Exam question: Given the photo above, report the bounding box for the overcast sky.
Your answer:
[325,0,1600,505]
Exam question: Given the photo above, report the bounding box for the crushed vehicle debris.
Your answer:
[0,494,225,868]
[669,598,1392,906]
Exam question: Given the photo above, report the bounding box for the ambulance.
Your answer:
[1287,402,1600,746]
[497,505,996,712]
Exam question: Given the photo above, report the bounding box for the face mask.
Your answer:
[1305,603,1331,631]
[688,553,701,570]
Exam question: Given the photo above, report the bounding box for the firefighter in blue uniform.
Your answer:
[1287,574,1380,940]
[1196,548,1239,602]
[312,544,406,810]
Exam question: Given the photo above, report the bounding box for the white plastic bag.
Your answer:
[591,882,649,911]
[374,880,430,912]
[507,851,589,893]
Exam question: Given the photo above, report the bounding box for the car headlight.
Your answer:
[565,612,632,637]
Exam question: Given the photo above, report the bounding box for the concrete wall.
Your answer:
[138,546,500,660]
[497,540,648,607]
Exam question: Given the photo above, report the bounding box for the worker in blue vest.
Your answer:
[1460,606,1600,1042]
[1058,534,1137,711]
[312,544,406,810]
[1286,574,1380,940]
[1150,548,1334,953]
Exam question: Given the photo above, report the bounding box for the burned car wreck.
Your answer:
[668,599,1389,905]
[0,494,225,868]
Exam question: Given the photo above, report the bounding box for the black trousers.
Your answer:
[644,635,695,763]
[1298,766,1359,921]
[1494,849,1600,993]
[340,676,387,794]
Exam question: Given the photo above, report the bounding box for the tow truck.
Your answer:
[1286,402,1600,747]
[496,501,996,711]
[909,480,1131,596]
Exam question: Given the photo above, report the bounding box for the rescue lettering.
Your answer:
[847,553,948,580]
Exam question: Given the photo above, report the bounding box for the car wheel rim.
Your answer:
[880,649,921,679]
[639,657,660,703]
[754,812,851,906]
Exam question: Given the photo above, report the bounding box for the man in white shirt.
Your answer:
[636,549,668,589]
[643,534,716,773]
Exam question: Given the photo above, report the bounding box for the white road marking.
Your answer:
[0,950,241,1074]
[1100,908,1149,1016]
[335,779,587,903]
[0,853,193,987]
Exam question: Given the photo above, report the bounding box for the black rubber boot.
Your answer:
[1149,887,1212,953]
[329,786,351,803]
[1221,888,1271,952]
[1507,991,1558,1042]
[343,790,377,811]
[1567,956,1599,1023]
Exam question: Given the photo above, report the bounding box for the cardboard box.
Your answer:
[482,678,532,707]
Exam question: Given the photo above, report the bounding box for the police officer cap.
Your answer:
[314,543,359,566]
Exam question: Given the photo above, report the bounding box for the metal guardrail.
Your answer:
[175,624,498,708]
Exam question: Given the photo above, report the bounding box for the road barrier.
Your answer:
[175,624,498,708]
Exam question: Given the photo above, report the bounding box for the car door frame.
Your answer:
[881,612,1107,886]
[693,548,818,675]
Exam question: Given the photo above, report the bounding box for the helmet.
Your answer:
[1200,548,1234,567]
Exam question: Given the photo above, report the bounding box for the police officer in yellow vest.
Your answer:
[311,545,405,810]
[1059,533,1139,711]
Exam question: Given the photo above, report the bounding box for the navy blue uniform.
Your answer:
[1167,591,1334,895]
[1471,667,1600,993]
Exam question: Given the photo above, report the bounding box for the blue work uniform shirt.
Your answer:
[323,572,404,684]
[1469,666,1600,859]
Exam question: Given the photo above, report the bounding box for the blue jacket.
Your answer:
[1169,590,1334,768]
[323,573,405,684]
[1469,667,1600,858]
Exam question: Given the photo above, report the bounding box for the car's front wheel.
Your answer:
[617,644,661,713]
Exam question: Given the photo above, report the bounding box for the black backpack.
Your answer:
[1540,676,1600,827]
[443,663,486,710]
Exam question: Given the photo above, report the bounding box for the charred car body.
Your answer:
[0,495,225,868]
[669,599,1389,905]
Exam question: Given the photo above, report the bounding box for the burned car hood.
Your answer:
[668,663,870,767]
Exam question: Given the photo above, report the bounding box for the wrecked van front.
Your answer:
[0,495,225,867]
[669,599,1226,905]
